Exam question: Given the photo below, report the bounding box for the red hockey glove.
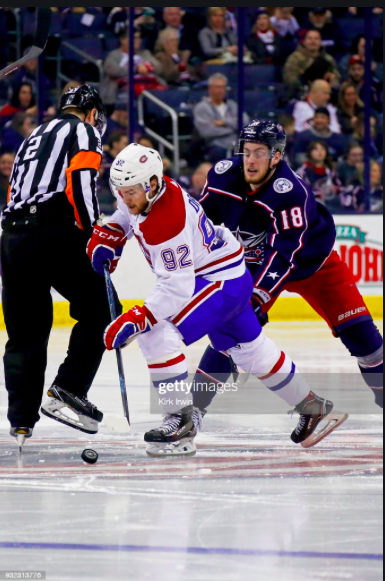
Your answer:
[87,223,127,277]
[104,305,157,350]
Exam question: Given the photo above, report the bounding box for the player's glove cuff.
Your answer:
[87,223,127,276]
[252,287,271,305]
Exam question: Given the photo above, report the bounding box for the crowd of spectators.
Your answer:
[0,6,383,214]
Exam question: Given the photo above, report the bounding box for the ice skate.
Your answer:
[41,386,103,435]
[144,406,204,458]
[290,391,348,448]
[10,427,33,452]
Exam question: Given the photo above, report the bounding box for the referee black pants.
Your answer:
[1,218,122,428]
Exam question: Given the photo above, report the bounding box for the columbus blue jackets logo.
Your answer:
[274,178,293,193]
[215,160,233,175]
[234,228,266,264]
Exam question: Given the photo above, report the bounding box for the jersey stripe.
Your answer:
[3,115,102,230]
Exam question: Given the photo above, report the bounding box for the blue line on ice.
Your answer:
[0,542,382,561]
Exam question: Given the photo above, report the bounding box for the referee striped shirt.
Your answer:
[3,114,103,232]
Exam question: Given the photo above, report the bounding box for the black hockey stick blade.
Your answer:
[104,264,131,426]
[0,7,52,78]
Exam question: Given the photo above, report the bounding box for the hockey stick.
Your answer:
[0,8,52,78]
[104,264,131,426]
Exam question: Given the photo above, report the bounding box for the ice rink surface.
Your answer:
[0,322,383,581]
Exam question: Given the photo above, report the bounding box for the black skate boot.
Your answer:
[290,391,348,448]
[144,405,203,457]
[41,386,103,435]
[10,427,33,451]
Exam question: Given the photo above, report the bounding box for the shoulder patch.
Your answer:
[215,160,233,175]
[139,177,186,246]
[273,178,293,194]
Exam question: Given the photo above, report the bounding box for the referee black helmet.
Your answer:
[60,84,107,137]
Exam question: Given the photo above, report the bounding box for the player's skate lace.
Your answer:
[292,396,328,435]
[294,415,307,435]
[192,408,204,432]
[159,413,183,435]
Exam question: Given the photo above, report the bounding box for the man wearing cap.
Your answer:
[348,56,382,113]
[308,7,343,58]
[293,107,347,164]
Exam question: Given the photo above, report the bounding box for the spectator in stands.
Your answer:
[98,130,128,213]
[339,35,383,82]
[283,29,341,99]
[307,7,343,58]
[337,81,364,135]
[292,80,341,134]
[101,27,164,109]
[341,160,383,213]
[351,113,382,158]
[155,27,197,85]
[179,162,213,199]
[11,49,53,111]
[199,7,238,62]
[101,131,129,183]
[246,10,285,65]
[347,56,382,114]
[294,107,346,165]
[107,7,156,36]
[270,8,300,39]
[104,101,129,142]
[368,161,383,213]
[0,113,34,154]
[0,83,36,126]
[0,152,14,210]
[297,141,341,208]
[158,7,199,63]
[337,142,364,187]
[193,73,248,162]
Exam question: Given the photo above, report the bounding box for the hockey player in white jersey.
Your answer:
[87,144,347,457]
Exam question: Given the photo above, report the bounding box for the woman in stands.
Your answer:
[337,81,364,135]
[246,10,285,65]
[298,141,341,211]
[0,82,36,127]
[198,7,238,62]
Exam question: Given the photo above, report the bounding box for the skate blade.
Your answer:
[41,404,98,435]
[16,433,26,452]
[301,411,349,449]
[146,439,197,458]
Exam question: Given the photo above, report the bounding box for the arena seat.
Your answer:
[337,17,365,41]
[205,64,278,88]
[65,13,108,37]
[243,87,279,117]
[61,37,105,62]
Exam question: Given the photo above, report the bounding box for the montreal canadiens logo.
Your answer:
[215,160,233,174]
[140,155,148,164]
[273,178,293,194]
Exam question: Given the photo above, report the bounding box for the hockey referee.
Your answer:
[1,84,122,445]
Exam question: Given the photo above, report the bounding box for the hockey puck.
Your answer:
[81,449,98,464]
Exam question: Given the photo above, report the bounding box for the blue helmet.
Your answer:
[238,119,286,158]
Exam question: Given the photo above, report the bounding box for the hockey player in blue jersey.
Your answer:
[193,120,383,414]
